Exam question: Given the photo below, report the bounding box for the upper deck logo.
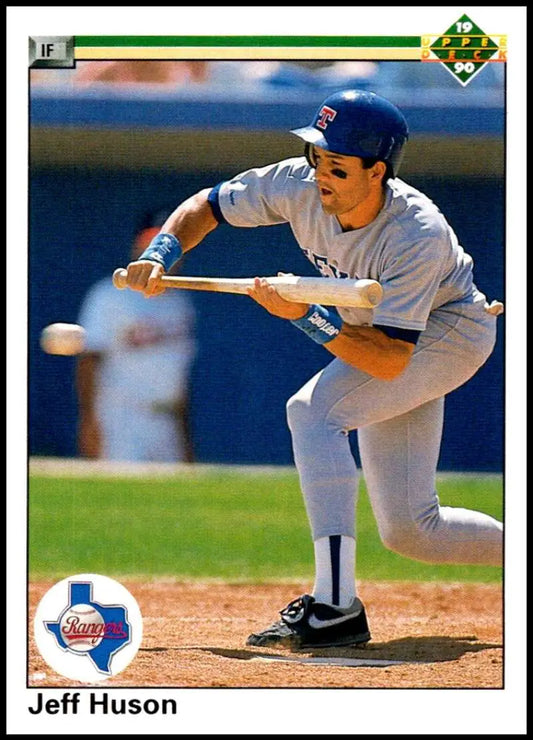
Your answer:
[422,14,506,86]
[34,573,143,683]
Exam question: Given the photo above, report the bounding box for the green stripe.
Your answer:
[75,35,421,48]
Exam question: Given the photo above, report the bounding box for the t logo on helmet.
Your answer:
[316,106,337,130]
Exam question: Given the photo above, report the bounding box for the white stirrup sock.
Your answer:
[312,535,356,607]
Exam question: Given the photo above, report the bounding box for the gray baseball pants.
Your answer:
[286,305,503,566]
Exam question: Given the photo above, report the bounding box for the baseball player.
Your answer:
[124,90,503,649]
[77,208,197,463]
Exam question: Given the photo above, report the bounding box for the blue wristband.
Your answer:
[290,304,343,345]
[138,233,183,272]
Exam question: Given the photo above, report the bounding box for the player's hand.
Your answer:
[246,277,309,320]
[125,259,166,297]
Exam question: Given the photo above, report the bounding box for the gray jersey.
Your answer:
[215,157,486,330]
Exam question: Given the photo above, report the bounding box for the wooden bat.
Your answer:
[112,269,384,309]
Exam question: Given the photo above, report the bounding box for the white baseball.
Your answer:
[40,323,86,355]
[59,604,105,651]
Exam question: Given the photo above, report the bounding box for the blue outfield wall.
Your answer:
[29,167,504,470]
[30,88,504,137]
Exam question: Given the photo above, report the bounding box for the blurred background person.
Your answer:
[73,60,210,85]
[31,60,211,87]
[76,207,197,462]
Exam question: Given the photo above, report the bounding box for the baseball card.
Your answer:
[7,6,526,735]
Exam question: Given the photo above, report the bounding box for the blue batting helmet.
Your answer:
[291,89,409,178]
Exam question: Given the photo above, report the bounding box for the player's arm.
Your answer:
[247,278,415,381]
[125,188,218,296]
[126,160,295,296]
[326,323,415,380]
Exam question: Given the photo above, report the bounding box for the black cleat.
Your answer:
[246,594,371,649]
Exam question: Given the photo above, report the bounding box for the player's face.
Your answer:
[312,146,384,225]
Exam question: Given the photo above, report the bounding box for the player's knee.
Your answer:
[378,518,433,558]
[286,389,345,434]
[379,524,414,555]
[379,512,446,561]
[286,392,314,432]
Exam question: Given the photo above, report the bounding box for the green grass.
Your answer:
[29,470,503,583]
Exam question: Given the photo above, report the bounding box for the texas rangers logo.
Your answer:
[316,105,337,130]
[44,581,131,675]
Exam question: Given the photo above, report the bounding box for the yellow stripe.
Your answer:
[75,46,420,61]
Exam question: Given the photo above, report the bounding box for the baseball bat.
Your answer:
[112,269,384,309]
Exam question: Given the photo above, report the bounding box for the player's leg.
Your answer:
[285,322,501,579]
[98,402,140,461]
[143,412,185,462]
[286,307,498,539]
[99,404,179,462]
[358,398,503,565]
[247,359,373,649]
[247,357,419,649]
[246,310,500,647]
[286,359,362,612]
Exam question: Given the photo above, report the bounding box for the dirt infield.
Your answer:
[29,580,502,689]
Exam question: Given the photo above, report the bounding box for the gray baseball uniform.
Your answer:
[209,156,502,567]
[78,277,196,462]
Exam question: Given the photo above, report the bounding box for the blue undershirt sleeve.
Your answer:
[373,324,421,345]
[207,183,228,224]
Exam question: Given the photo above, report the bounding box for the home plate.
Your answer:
[252,655,406,667]
[195,647,411,667]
